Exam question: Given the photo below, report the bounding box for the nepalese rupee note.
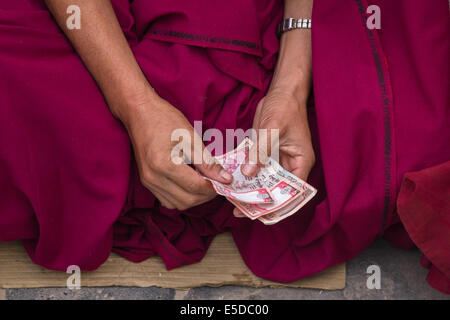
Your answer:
[205,139,275,204]
[206,138,317,225]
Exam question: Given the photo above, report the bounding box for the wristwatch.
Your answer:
[277,18,311,37]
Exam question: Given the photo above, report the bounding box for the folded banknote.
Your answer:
[205,138,317,225]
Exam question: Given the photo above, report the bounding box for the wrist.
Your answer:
[109,83,159,128]
[269,29,312,105]
[269,73,310,106]
[265,87,309,117]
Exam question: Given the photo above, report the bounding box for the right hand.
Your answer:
[120,91,233,211]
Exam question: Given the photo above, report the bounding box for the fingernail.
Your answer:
[242,164,256,176]
[220,169,232,181]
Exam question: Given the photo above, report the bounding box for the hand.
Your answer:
[122,91,233,211]
[234,89,315,217]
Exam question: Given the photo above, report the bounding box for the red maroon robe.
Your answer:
[0,0,448,293]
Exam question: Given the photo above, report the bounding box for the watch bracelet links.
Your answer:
[277,18,311,37]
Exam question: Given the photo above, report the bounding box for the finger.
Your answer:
[241,159,260,177]
[286,157,315,181]
[142,176,180,207]
[138,168,178,208]
[233,207,247,218]
[194,147,233,184]
[174,130,233,185]
[150,188,177,210]
[164,161,217,195]
[242,129,278,177]
[154,173,216,209]
[241,138,262,177]
[291,168,309,182]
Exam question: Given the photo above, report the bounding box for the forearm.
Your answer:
[269,0,313,105]
[44,0,155,125]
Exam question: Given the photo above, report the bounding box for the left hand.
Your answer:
[234,89,315,217]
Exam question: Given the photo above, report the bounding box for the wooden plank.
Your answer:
[0,233,345,290]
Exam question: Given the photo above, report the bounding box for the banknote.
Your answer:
[206,138,317,224]
[206,139,275,204]
[227,180,302,219]
[257,184,316,225]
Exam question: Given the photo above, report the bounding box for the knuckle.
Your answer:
[163,203,176,210]
[148,153,168,171]
[140,170,155,186]
[188,180,203,192]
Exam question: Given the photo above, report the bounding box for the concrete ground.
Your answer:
[1,239,448,300]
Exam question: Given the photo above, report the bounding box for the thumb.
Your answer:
[291,157,315,182]
[291,167,310,182]
[241,129,278,177]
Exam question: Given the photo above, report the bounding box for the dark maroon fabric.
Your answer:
[397,162,450,294]
[0,0,449,291]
